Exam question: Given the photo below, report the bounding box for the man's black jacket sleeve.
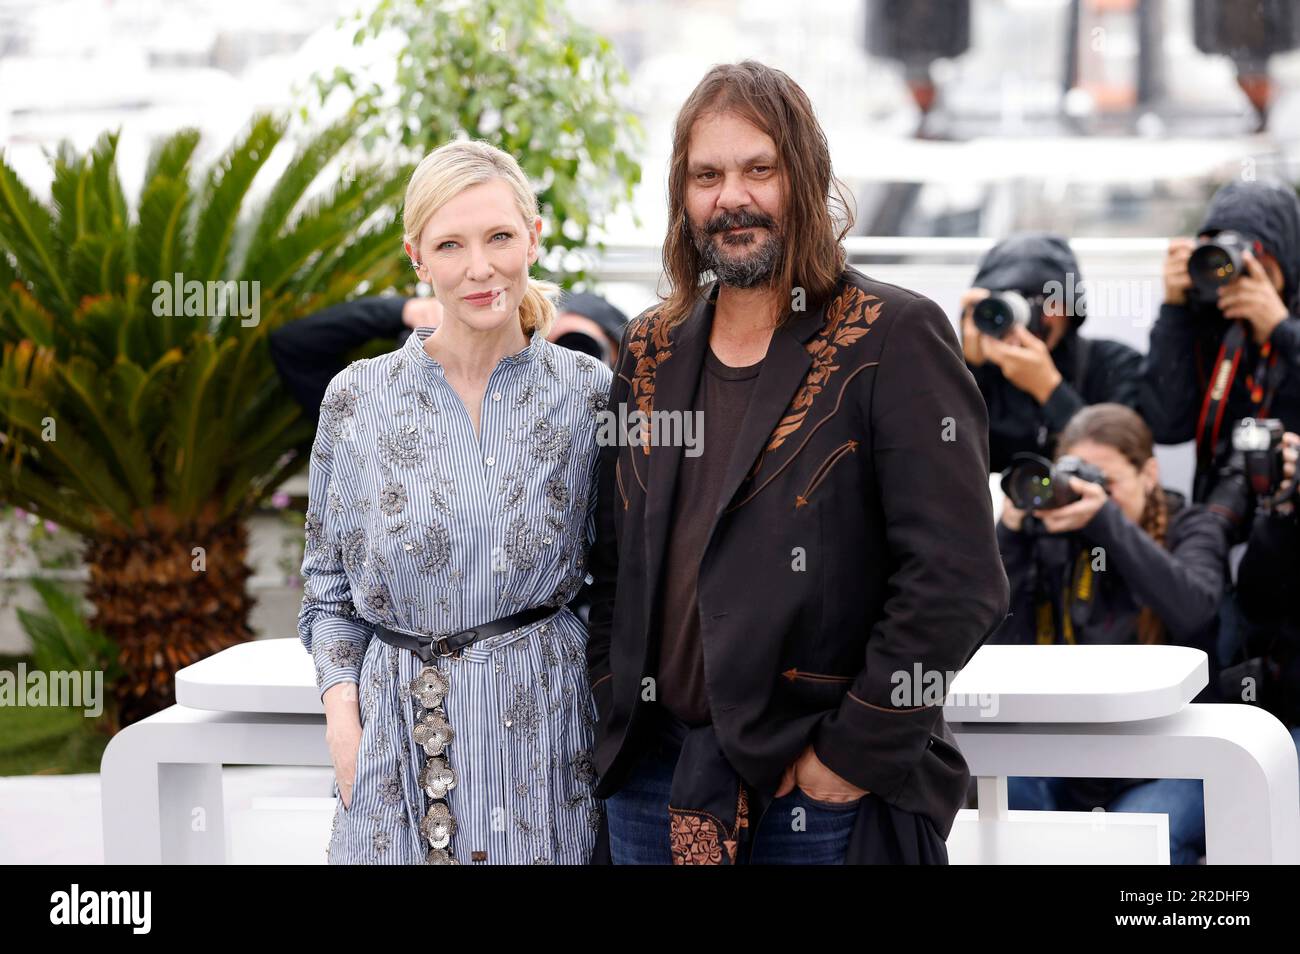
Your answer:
[268,296,409,421]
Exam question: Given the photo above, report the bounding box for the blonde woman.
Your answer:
[296,140,612,864]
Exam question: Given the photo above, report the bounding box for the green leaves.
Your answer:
[311,0,642,286]
[188,114,286,282]
[16,577,120,682]
[0,114,410,536]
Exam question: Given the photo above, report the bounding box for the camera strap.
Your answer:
[1194,321,1248,473]
[1033,546,1093,645]
[1062,548,1096,644]
[1248,342,1280,417]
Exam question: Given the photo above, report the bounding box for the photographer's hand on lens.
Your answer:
[1033,476,1109,534]
[1000,495,1027,532]
[960,287,991,366]
[980,324,1064,404]
[1217,250,1289,346]
[1163,237,1195,306]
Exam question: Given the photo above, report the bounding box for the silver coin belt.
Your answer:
[410,661,458,865]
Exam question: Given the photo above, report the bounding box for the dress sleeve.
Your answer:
[296,376,372,700]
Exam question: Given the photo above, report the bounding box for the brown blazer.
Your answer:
[585,266,1010,839]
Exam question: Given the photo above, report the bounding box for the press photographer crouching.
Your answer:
[1225,426,1300,763]
[1141,178,1300,505]
[989,403,1243,865]
[962,232,1143,473]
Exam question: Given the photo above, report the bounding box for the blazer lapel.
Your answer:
[707,293,832,532]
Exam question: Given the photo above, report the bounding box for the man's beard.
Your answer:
[691,208,783,289]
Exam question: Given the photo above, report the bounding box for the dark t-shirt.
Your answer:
[656,345,764,726]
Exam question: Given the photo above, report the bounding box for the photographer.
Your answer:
[1141,179,1300,503]
[1228,429,1300,756]
[962,232,1143,473]
[990,403,1238,864]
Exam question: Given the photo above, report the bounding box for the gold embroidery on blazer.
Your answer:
[625,308,672,457]
[766,284,883,454]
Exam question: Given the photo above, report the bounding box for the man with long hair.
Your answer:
[585,60,1009,864]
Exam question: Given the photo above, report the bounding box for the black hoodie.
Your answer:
[1140,179,1300,502]
[966,232,1144,473]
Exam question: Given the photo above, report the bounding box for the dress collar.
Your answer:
[404,323,543,373]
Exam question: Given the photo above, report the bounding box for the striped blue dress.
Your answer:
[296,322,612,864]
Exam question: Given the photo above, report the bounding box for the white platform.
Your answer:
[96,639,1300,864]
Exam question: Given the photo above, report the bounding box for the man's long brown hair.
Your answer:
[1056,404,1170,645]
[659,60,854,329]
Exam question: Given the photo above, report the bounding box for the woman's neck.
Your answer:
[423,313,530,381]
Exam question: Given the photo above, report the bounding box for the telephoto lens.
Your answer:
[1187,229,1252,298]
[971,290,1034,339]
[1001,452,1109,511]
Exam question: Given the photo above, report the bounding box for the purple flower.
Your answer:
[43,520,58,534]
[14,508,27,520]
[271,492,291,509]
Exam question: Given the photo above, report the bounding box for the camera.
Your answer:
[971,290,1043,340]
[1232,417,1286,498]
[1187,229,1262,299]
[1001,452,1109,511]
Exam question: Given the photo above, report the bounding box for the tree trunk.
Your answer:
[84,517,256,727]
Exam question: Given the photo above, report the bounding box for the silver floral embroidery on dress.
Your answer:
[320,385,360,439]
[498,466,528,512]
[503,515,540,570]
[304,511,324,551]
[544,476,570,511]
[529,419,572,463]
[340,528,367,573]
[409,522,452,575]
[324,640,364,670]
[364,579,395,621]
[377,423,425,468]
[379,477,408,516]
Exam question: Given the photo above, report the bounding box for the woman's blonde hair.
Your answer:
[402,139,557,337]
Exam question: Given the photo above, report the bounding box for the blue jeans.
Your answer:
[605,740,858,864]
[1007,776,1205,864]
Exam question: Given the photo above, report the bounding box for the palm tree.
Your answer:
[0,114,412,725]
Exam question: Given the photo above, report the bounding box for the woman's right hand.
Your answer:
[960,287,991,366]
[323,682,363,810]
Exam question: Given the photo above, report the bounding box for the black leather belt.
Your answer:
[373,605,560,664]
